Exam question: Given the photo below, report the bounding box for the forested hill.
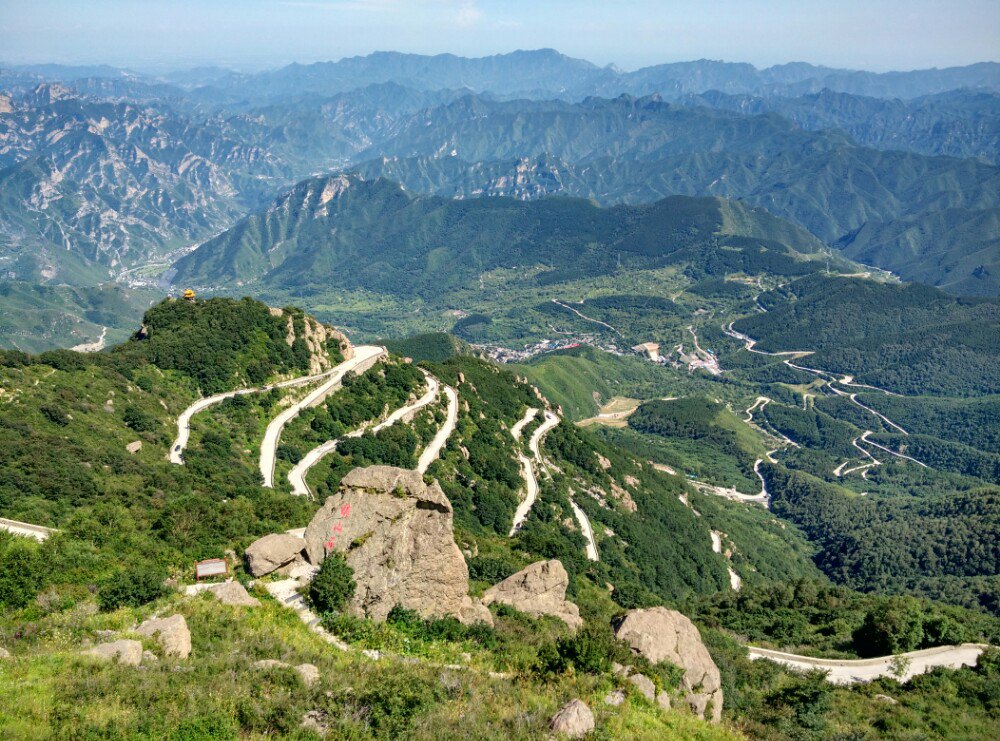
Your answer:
[171,174,849,295]
[733,275,1000,396]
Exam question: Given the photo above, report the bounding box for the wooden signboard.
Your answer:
[195,558,228,581]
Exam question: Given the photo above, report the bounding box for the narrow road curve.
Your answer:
[260,346,386,487]
[509,409,561,536]
[510,407,538,440]
[288,371,442,497]
[569,496,599,561]
[859,430,928,468]
[71,326,107,353]
[552,299,622,336]
[748,643,990,685]
[416,384,459,474]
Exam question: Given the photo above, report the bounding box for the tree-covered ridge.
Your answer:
[762,463,1000,614]
[112,297,344,394]
[733,275,1000,396]
[171,174,847,296]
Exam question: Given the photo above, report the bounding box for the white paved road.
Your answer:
[170,350,376,465]
[748,643,990,685]
[0,517,57,542]
[416,384,458,474]
[509,410,561,536]
[260,346,386,487]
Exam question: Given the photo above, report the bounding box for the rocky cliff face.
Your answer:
[613,607,724,723]
[303,466,491,625]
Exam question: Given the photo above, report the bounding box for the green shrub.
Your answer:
[308,553,356,614]
[97,563,167,611]
[123,404,158,432]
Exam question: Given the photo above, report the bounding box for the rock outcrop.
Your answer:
[550,699,595,738]
[303,466,491,625]
[628,672,656,702]
[253,659,321,687]
[613,607,723,723]
[137,614,191,659]
[206,581,260,607]
[481,560,582,630]
[84,639,143,666]
[245,533,306,577]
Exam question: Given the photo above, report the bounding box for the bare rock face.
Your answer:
[550,699,595,738]
[84,639,143,666]
[206,581,260,607]
[628,672,656,702]
[481,560,583,631]
[245,533,306,577]
[137,614,191,659]
[303,466,491,625]
[613,607,723,723]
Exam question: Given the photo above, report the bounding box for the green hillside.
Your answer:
[172,175,845,298]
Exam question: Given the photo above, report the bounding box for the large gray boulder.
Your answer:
[481,559,583,630]
[245,533,306,577]
[550,699,595,738]
[205,581,260,607]
[137,614,191,659]
[303,466,491,625]
[613,607,723,723]
[84,639,143,666]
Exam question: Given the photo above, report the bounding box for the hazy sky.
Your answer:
[1,0,997,72]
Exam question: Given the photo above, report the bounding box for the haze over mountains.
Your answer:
[1,48,999,351]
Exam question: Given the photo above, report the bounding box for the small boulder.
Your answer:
[142,650,158,663]
[253,659,289,670]
[657,691,671,710]
[628,673,656,702]
[604,689,625,706]
[550,699,595,738]
[0,647,10,659]
[126,440,142,454]
[301,710,329,734]
[614,607,723,723]
[296,663,320,687]
[85,639,143,666]
[137,614,191,659]
[245,533,306,577]
[206,581,260,607]
[875,694,899,705]
[481,560,583,630]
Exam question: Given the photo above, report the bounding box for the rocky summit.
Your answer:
[303,466,491,624]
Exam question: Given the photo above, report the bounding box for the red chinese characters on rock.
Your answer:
[324,503,352,553]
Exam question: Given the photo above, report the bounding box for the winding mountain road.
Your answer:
[509,409,561,536]
[288,371,442,497]
[416,384,459,474]
[170,355,373,465]
[723,321,926,477]
[260,346,386,487]
[748,643,990,685]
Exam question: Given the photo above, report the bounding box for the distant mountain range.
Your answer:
[1,49,998,350]
[8,50,998,103]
